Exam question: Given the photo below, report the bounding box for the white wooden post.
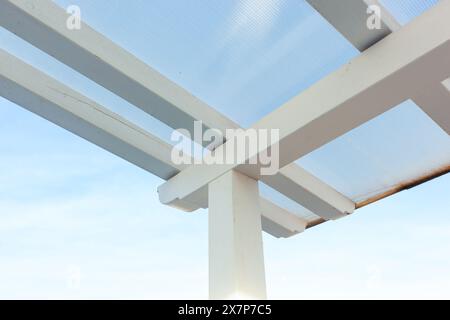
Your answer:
[208,170,267,300]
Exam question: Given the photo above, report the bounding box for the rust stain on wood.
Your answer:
[356,164,450,209]
[307,164,450,230]
[306,218,326,229]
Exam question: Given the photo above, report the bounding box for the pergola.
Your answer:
[0,0,449,299]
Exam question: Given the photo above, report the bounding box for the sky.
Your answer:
[0,0,449,299]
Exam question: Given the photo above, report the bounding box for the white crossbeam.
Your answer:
[0,0,239,145]
[0,48,307,238]
[158,0,450,211]
[0,0,355,221]
[0,50,183,180]
[413,83,450,135]
[306,0,400,51]
[310,0,449,136]
[161,163,355,221]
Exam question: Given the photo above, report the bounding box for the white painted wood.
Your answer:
[413,83,450,135]
[158,0,450,212]
[0,48,307,238]
[311,0,449,137]
[259,198,308,238]
[209,171,266,299]
[0,0,356,221]
[364,0,401,32]
[161,163,355,221]
[0,0,239,146]
[2,0,446,300]
[263,164,354,220]
[306,0,397,51]
[311,0,449,138]
[0,48,183,180]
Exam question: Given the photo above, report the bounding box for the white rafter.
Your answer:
[306,0,400,51]
[0,0,239,145]
[309,0,449,136]
[158,0,450,211]
[0,48,308,238]
[1,0,449,301]
[0,0,355,221]
[413,83,450,135]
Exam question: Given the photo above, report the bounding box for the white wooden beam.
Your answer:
[160,0,411,220]
[0,0,239,145]
[413,83,450,135]
[161,163,354,221]
[306,0,400,51]
[263,164,354,220]
[0,0,355,221]
[0,48,183,180]
[310,0,449,137]
[158,0,450,212]
[209,171,266,299]
[0,47,307,238]
[259,197,308,238]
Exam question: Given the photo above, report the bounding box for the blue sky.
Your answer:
[0,0,449,299]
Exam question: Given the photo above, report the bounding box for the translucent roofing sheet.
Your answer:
[298,100,450,204]
[1,0,448,222]
[380,0,441,25]
[55,0,358,128]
